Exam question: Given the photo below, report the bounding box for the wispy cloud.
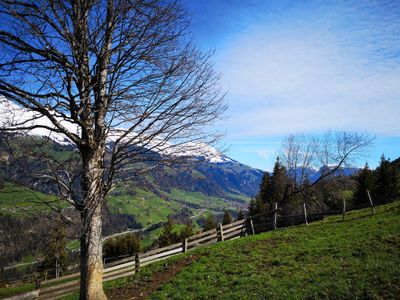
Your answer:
[215,0,400,138]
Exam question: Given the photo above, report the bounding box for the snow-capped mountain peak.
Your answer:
[0,96,229,163]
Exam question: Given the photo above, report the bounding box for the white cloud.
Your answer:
[216,2,400,138]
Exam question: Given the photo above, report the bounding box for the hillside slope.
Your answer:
[0,96,264,206]
[103,201,400,300]
[0,134,263,225]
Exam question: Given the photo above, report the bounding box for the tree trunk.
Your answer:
[79,150,107,300]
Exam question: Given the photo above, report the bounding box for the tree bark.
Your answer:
[79,150,107,300]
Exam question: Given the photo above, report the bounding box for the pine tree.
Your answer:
[391,162,400,200]
[247,197,264,216]
[104,234,141,259]
[124,234,141,255]
[222,210,233,225]
[103,237,117,259]
[180,219,195,239]
[353,163,375,206]
[250,158,292,216]
[374,155,399,204]
[41,221,68,276]
[204,214,217,231]
[268,157,292,212]
[237,210,245,221]
[158,216,180,247]
[258,172,271,205]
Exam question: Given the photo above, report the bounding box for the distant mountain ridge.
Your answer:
[0,96,264,203]
[0,96,233,164]
[288,165,360,183]
[0,97,363,219]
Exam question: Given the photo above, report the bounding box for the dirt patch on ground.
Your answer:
[106,254,199,300]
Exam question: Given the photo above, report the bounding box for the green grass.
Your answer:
[107,188,180,227]
[190,169,206,180]
[0,275,79,299]
[168,189,234,211]
[0,182,58,215]
[59,254,189,300]
[66,239,80,251]
[18,255,35,264]
[4,136,79,163]
[0,282,36,299]
[3,255,40,276]
[7,201,399,300]
[342,189,355,201]
[107,200,400,300]
[107,186,248,228]
[140,224,188,250]
[226,192,251,203]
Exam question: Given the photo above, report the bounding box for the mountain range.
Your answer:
[0,97,361,228]
[288,165,360,184]
[0,98,266,227]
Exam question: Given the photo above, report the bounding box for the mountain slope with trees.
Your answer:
[353,155,400,206]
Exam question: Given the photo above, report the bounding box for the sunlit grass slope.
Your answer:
[0,182,57,215]
[154,201,400,299]
[109,200,400,300]
[107,186,249,228]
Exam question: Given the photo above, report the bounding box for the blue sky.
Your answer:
[185,0,400,171]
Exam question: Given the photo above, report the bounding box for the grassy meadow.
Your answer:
[104,200,400,299]
[3,200,399,300]
[0,182,57,215]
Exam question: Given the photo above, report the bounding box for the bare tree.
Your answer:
[279,134,318,191]
[278,131,374,198]
[0,1,226,299]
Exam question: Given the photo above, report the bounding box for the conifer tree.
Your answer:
[103,234,140,259]
[124,234,141,255]
[258,172,271,205]
[268,157,291,210]
[204,214,217,231]
[237,210,245,221]
[391,162,400,200]
[353,163,375,206]
[180,219,195,240]
[222,210,233,225]
[248,197,264,216]
[41,221,68,276]
[374,155,399,204]
[158,216,180,247]
[103,238,117,259]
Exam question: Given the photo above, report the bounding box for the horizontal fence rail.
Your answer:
[3,196,378,300]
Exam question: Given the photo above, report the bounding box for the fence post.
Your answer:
[342,198,346,221]
[249,218,255,235]
[219,223,224,241]
[135,253,140,273]
[367,189,376,215]
[273,203,278,230]
[55,259,59,278]
[34,273,41,290]
[303,203,308,226]
[183,238,188,253]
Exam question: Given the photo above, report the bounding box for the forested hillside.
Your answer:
[0,134,263,269]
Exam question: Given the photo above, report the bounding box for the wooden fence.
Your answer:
[5,193,377,300]
[28,218,248,299]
